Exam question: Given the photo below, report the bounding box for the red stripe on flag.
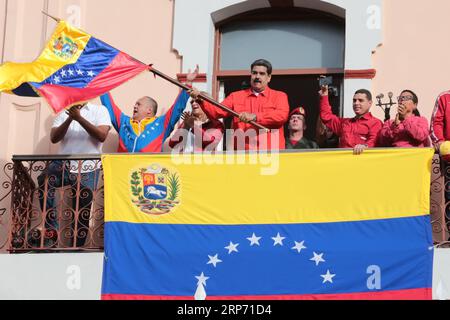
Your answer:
[101,288,432,300]
[36,52,148,113]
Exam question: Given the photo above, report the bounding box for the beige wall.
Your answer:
[372,0,450,122]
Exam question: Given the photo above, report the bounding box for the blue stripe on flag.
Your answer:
[32,37,119,89]
[102,215,433,297]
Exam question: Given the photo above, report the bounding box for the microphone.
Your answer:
[376,93,384,100]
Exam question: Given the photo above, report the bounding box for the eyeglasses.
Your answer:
[190,100,201,105]
[397,96,414,102]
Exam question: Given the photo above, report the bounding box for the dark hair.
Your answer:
[144,96,158,115]
[354,89,372,101]
[400,89,420,116]
[400,89,420,117]
[251,59,272,75]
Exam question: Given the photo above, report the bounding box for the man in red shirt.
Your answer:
[194,59,289,151]
[430,90,450,150]
[319,85,382,155]
[430,90,450,240]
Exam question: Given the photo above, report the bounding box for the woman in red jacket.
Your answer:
[377,90,430,147]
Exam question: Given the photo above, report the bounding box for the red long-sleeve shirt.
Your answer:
[430,91,450,144]
[320,96,382,148]
[199,87,289,150]
[377,117,430,147]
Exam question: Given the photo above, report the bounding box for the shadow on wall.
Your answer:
[34,114,54,155]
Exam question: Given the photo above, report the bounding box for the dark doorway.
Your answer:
[220,75,343,149]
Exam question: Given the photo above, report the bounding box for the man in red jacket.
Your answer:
[430,90,450,240]
[194,59,289,151]
[319,85,382,155]
[430,90,450,150]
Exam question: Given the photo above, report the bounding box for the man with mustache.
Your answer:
[192,59,289,151]
[319,85,382,155]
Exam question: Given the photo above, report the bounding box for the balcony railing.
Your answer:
[0,152,448,253]
[5,155,104,252]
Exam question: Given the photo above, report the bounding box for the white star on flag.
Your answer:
[53,76,60,84]
[68,69,74,76]
[310,252,325,266]
[271,232,285,246]
[247,233,262,246]
[225,241,239,254]
[60,69,67,77]
[76,69,84,76]
[321,270,336,284]
[87,70,95,77]
[207,254,222,267]
[292,241,307,253]
[195,272,209,286]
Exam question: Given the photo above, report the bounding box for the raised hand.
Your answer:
[181,111,195,130]
[186,64,200,85]
[319,85,329,97]
[397,104,407,120]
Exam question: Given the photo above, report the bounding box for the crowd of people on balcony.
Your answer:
[47,58,450,156]
[33,58,450,248]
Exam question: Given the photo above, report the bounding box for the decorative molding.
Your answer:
[344,69,376,79]
[177,73,207,83]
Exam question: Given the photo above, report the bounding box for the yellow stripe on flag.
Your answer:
[0,21,90,92]
[102,148,433,225]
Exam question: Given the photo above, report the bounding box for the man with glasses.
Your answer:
[378,90,430,147]
[165,94,224,152]
[319,85,382,155]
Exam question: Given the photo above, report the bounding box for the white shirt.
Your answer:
[53,103,111,172]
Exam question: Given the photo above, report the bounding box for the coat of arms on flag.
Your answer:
[130,164,180,215]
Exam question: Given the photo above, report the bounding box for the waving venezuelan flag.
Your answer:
[0,21,148,113]
[101,149,434,300]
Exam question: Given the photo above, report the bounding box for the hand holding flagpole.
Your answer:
[148,66,269,132]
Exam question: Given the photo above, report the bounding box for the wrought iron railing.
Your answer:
[5,155,104,252]
[0,151,448,253]
[430,154,450,248]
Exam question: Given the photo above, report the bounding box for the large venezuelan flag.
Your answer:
[0,21,148,113]
[101,149,434,300]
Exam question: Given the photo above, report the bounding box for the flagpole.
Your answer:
[41,12,269,132]
[42,11,60,22]
[148,67,269,132]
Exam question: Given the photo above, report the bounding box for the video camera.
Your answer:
[318,76,339,97]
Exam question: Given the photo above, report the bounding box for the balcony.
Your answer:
[0,155,104,252]
[0,152,448,253]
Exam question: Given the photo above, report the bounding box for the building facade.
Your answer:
[0,0,449,299]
